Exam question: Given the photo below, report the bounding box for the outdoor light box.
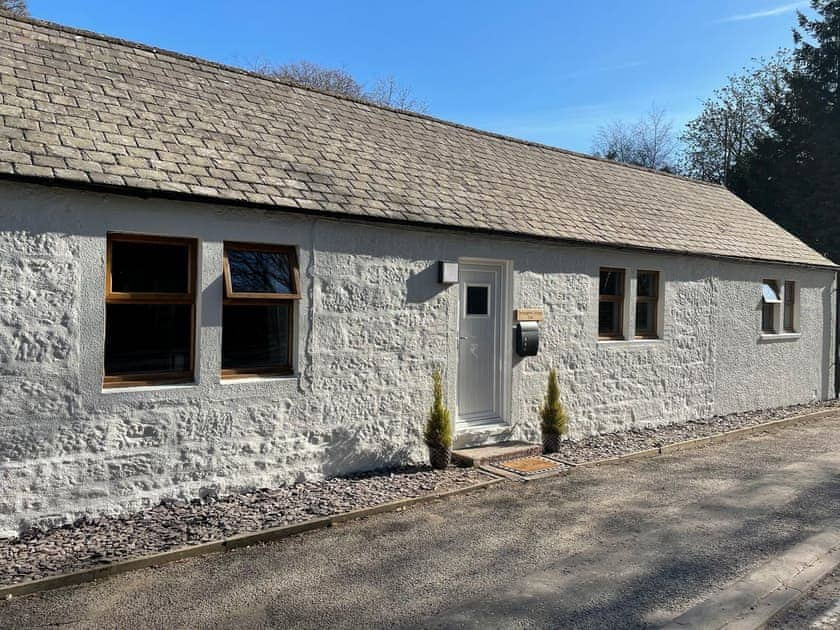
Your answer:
[516,321,540,357]
[438,261,459,284]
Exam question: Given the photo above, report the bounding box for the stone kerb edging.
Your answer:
[659,530,840,629]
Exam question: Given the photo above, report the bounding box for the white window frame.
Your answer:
[782,280,799,333]
[760,279,800,339]
[761,279,782,334]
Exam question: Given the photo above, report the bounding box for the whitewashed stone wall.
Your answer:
[0,181,835,536]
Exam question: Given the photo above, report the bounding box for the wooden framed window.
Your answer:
[635,270,659,339]
[598,268,625,340]
[104,233,197,387]
[222,242,300,378]
[761,279,781,333]
[783,281,796,332]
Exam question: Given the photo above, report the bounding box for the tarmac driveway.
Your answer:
[2,415,840,629]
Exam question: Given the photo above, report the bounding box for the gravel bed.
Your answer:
[554,399,840,465]
[0,466,489,586]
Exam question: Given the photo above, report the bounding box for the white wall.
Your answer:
[0,181,834,536]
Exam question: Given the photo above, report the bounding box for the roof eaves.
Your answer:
[2,172,836,271]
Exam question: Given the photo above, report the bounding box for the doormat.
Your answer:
[490,455,569,477]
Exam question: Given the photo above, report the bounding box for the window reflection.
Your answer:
[228,249,294,294]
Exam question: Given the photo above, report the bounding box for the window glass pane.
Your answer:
[105,304,191,374]
[111,240,189,293]
[599,269,623,296]
[223,304,290,370]
[636,301,655,334]
[466,285,489,315]
[637,271,657,298]
[228,249,295,294]
[598,301,619,336]
[762,281,781,303]
[783,281,795,331]
[783,303,794,331]
[762,303,776,332]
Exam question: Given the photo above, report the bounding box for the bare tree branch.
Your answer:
[635,104,676,170]
[367,76,428,113]
[253,61,365,100]
[0,0,28,16]
[592,119,638,164]
[592,104,677,170]
[252,61,426,113]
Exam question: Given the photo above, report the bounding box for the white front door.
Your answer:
[457,261,506,429]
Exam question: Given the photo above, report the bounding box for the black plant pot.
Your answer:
[429,446,452,470]
[542,433,561,454]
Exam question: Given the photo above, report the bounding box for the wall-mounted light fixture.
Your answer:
[438,261,459,284]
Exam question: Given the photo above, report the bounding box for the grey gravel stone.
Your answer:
[555,399,840,465]
[0,466,487,586]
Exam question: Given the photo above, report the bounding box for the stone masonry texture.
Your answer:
[0,181,835,536]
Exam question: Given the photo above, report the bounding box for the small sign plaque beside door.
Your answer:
[514,308,544,322]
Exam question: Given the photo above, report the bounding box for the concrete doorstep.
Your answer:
[659,530,840,630]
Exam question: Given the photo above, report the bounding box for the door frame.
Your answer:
[455,257,513,438]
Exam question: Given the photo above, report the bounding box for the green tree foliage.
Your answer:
[0,0,28,16]
[681,52,789,186]
[540,369,568,437]
[730,1,840,261]
[424,370,452,449]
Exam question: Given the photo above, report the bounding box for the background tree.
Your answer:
[681,52,789,186]
[253,61,364,99]
[367,75,427,112]
[729,0,840,260]
[253,60,427,113]
[634,105,678,171]
[592,119,638,164]
[0,0,28,16]
[592,104,677,170]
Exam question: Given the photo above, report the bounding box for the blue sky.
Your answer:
[29,1,809,153]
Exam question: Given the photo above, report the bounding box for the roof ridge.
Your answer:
[3,12,725,192]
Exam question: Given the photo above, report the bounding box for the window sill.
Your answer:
[759,332,801,342]
[102,382,197,394]
[597,338,665,349]
[220,373,297,385]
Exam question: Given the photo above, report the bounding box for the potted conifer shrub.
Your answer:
[540,368,568,454]
[424,369,453,470]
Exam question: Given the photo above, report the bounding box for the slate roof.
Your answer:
[0,16,834,268]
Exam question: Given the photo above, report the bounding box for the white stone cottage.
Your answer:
[0,16,836,535]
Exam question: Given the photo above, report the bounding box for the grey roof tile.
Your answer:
[0,15,833,268]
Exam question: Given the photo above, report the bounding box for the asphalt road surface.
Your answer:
[2,414,840,629]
